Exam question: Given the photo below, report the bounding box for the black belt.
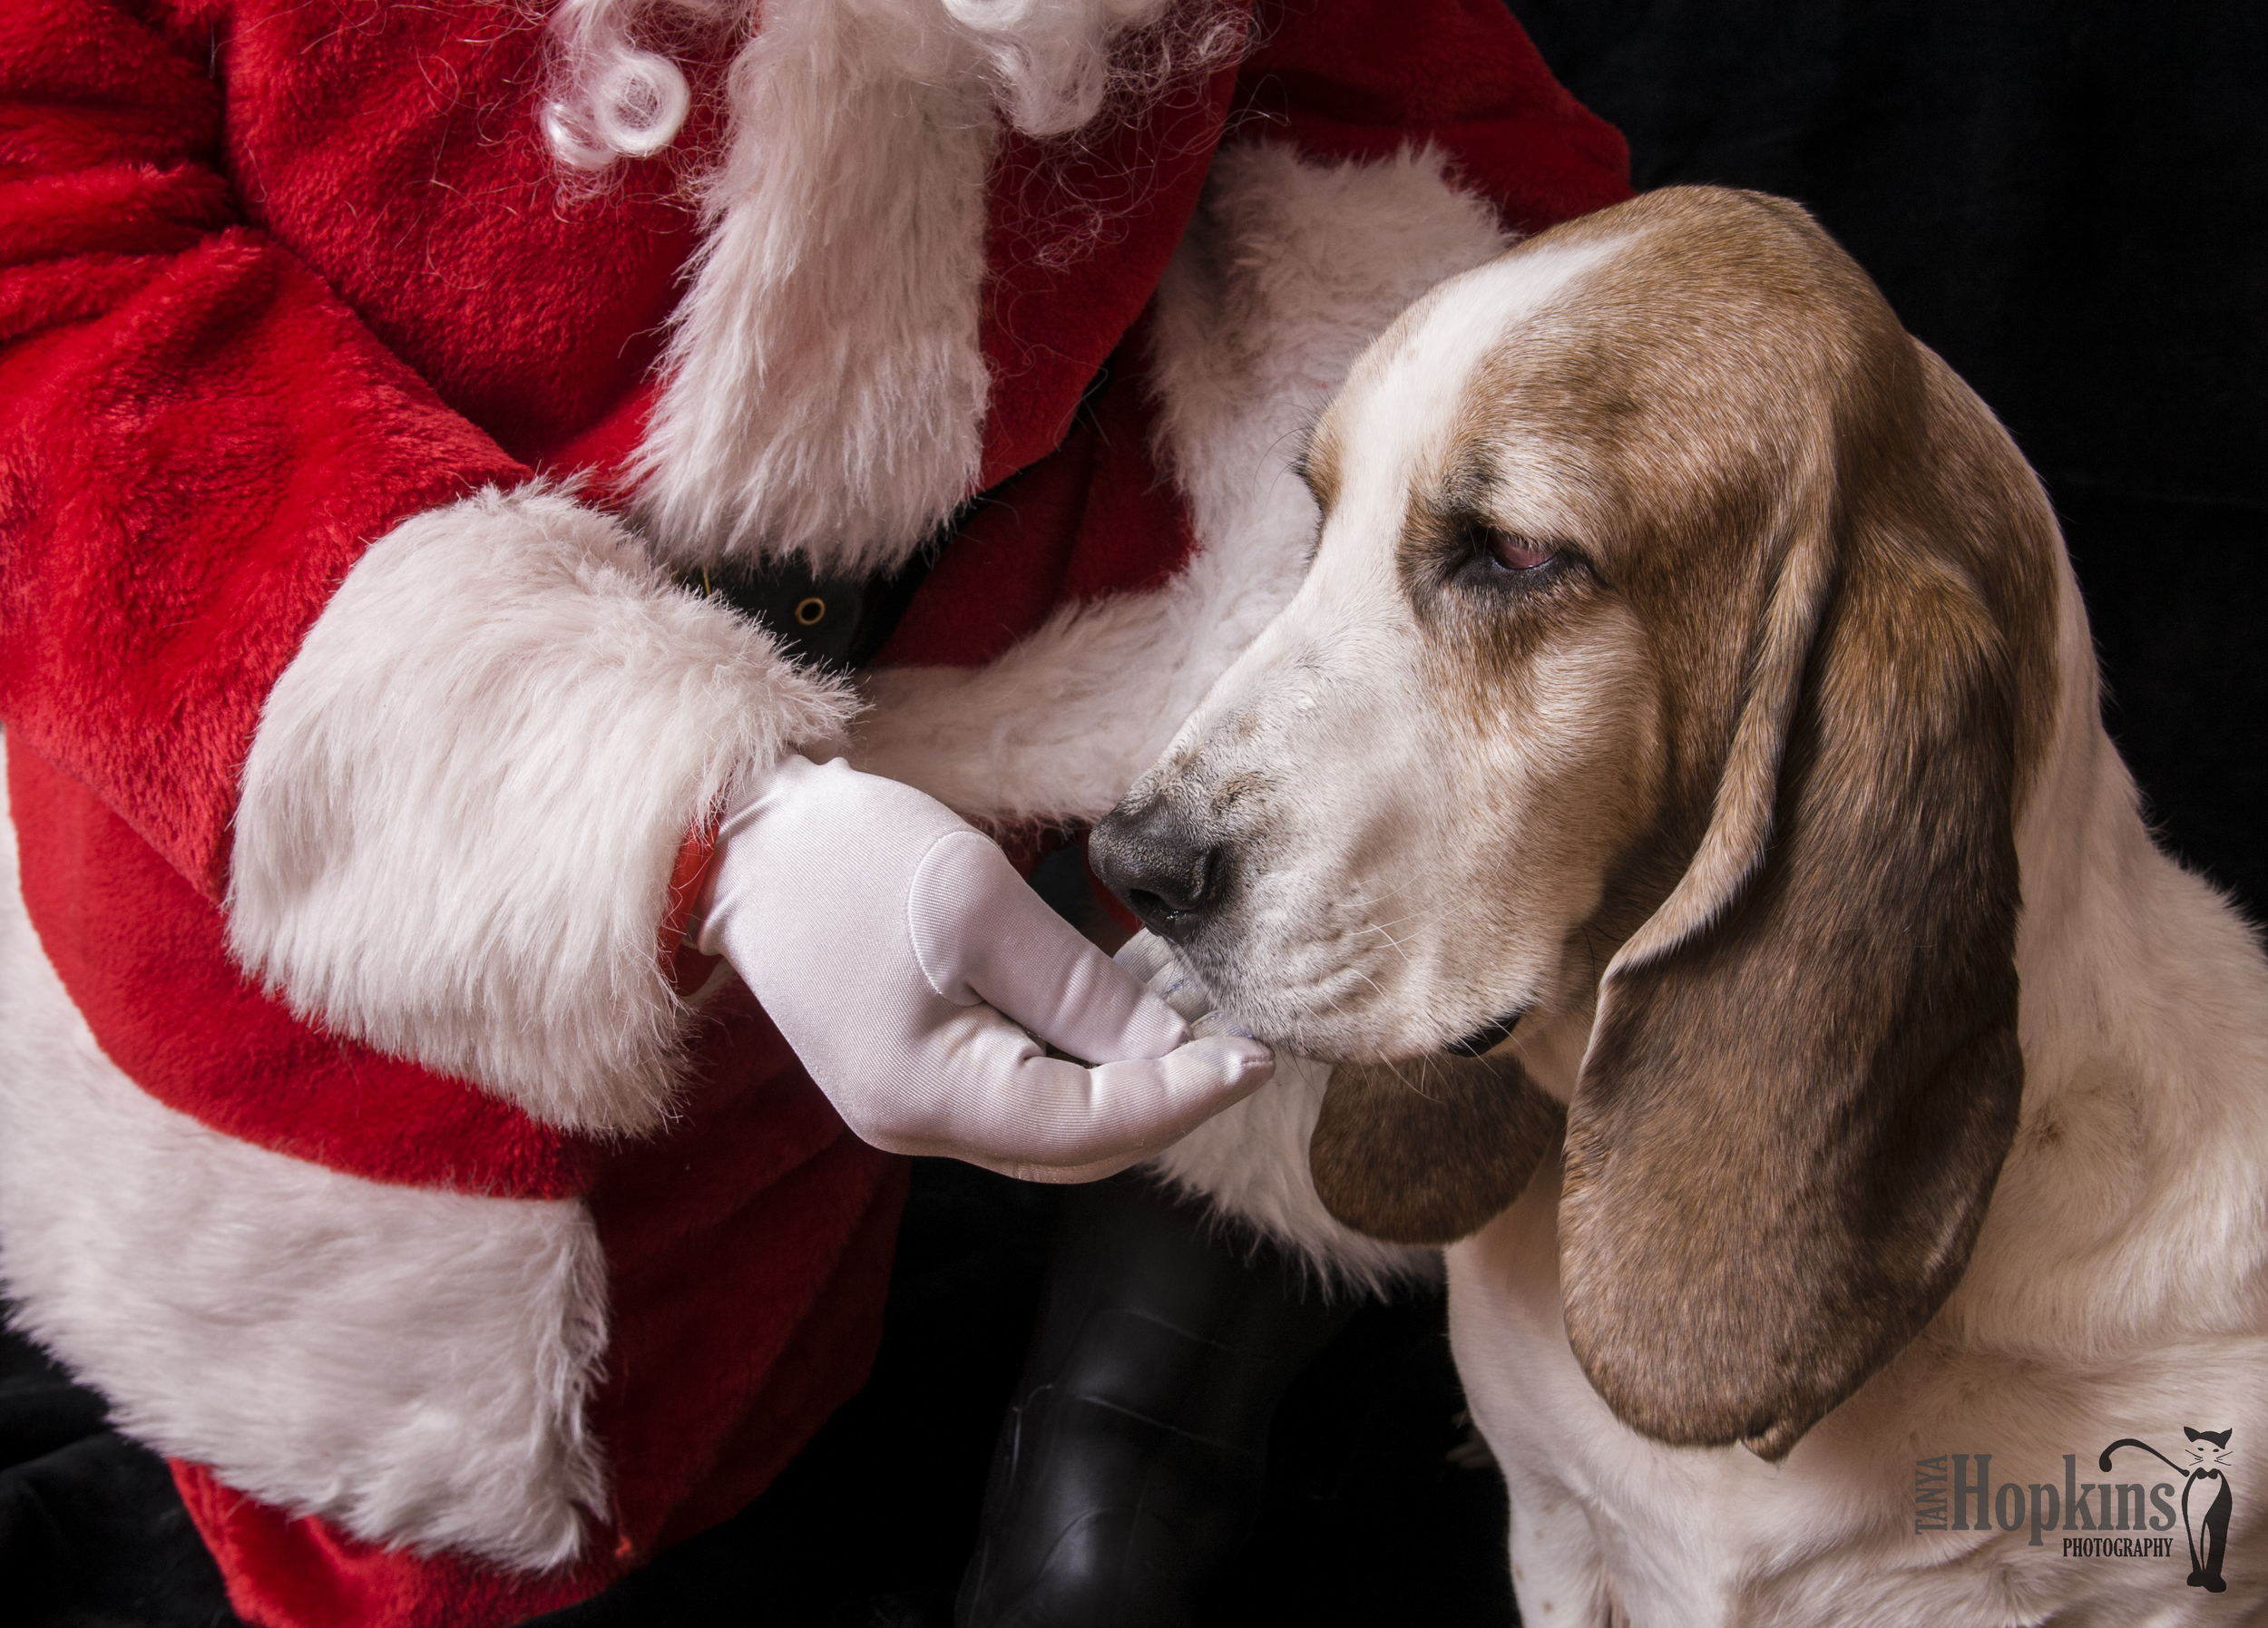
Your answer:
[683,548,940,672]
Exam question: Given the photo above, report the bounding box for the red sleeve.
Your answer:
[1238,0,1633,234]
[0,0,530,900]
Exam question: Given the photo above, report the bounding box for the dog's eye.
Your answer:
[1485,531,1557,573]
[1432,516,1583,601]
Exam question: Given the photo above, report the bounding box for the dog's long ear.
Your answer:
[1311,1053,1566,1245]
[1559,342,2048,1462]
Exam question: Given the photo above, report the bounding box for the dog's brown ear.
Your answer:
[1559,346,2049,1461]
[1311,1053,1566,1245]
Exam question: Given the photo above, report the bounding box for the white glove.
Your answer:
[1112,930,1240,1038]
[697,756,1276,1182]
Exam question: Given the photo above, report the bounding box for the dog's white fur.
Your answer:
[0,751,612,1570]
[1121,191,2268,1623]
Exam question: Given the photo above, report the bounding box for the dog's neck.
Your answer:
[1941,551,2268,1355]
[1505,995,1593,1106]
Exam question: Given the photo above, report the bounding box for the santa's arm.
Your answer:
[0,0,851,1134]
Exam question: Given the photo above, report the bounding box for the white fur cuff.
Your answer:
[227,484,855,1134]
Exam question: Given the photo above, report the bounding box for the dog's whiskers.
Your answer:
[1362,919,1416,966]
[1383,1053,1443,1104]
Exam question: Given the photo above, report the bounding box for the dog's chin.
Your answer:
[1241,1026,1412,1068]
[1158,937,1364,1061]
[1172,950,1488,1067]
[1234,1016,1510,1068]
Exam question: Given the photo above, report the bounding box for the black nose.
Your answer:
[1090,796,1227,941]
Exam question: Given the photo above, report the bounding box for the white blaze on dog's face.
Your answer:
[1110,236,1667,1063]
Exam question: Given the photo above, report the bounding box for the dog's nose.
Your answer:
[1090,798,1227,941]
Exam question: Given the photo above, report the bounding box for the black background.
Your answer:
[5,2,2261,1623]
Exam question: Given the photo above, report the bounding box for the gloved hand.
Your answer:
[1115,929,1335,1090]
[1112,930,1231,1035]
[697,756,1276,1182]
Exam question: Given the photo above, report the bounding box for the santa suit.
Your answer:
[0,1,1628,1623]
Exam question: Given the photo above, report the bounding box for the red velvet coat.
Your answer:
[0,2,1628,1623]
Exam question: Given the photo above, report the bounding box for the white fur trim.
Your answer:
[227,484,853,1135]
[0,746,611,1571]
[848,141,1515,825]
[631,0,1182,574]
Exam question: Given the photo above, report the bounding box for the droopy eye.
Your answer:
[1486,530,1558,572]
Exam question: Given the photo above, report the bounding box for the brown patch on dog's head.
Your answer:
[1306,188,2060,1456]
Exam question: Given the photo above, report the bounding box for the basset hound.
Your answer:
[1093,187,2268,1625]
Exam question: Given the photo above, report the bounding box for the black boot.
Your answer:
[955,1174,1354,1628]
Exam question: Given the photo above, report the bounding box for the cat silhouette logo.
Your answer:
[2100,1428,2234,1592]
